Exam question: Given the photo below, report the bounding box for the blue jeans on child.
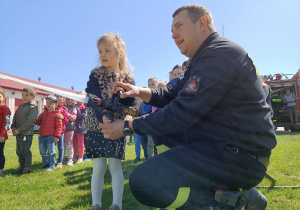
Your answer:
[56,133,64,163]
[134,133,148,159]
[39,135,56,167]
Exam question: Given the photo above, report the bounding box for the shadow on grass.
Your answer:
[61,159,147,210]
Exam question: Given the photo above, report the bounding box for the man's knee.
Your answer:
[129,165,158,205]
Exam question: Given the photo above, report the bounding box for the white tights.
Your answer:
[91,157,124,209]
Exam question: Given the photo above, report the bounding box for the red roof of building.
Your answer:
[0,72,77,95]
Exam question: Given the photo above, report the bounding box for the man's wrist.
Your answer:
[139,87,152,103]
[128,119,134,132]
[123,120,134,136]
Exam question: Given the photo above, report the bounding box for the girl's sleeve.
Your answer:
[62,108,69,125]
[85,72,102,97]
[68,107,77,122]
[77,107,87,120]
[55,118,62,137]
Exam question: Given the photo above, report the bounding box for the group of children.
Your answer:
[0,32,188,210]
[0,86,89,175]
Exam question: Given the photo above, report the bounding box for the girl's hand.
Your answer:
[14,129,20,135]
[112,82,139,99]
[99,119,125,140]
[0,137,5,143]
[56,113,64,120]
[102,115,111,124]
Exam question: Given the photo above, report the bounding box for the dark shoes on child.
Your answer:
[39,163,55,172]
[108,204,121,210]
[89,204,121,210]
[12,167,32,174]
[90,204,101,210]
[133,157,141,164]
[39,163,50,170]
[22,167,32,174]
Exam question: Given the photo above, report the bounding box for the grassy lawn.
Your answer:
[0,131,299,210]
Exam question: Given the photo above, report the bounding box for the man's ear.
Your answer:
[198,16,207,32]
[33,95,36,99]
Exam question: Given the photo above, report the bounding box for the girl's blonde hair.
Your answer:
[97,33,134,73]
[0,87,5,98]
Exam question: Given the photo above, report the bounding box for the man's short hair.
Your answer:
[22,86,37,96]
[172,4,216,32]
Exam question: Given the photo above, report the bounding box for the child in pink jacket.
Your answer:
[64,98,77,166]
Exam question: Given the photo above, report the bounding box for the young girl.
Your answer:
[73,91,87,164]
[64,98,77,166]
[55,95,69,168]
[85,33,137,210]
[0,88,11,177]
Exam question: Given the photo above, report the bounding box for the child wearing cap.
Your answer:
[35,95,62,172]
[11,87,38,175]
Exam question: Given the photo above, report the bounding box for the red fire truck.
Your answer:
[264,70,300,132]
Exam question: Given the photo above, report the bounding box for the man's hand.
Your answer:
[112,82,140,99]
[99,119,125,140]
[102,115,111,124]
[0,137,5,143]
[54,137,59,143]
[112,82,152,103]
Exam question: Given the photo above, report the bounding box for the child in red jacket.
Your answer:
[35,95,62,172]
[0,88,11,177]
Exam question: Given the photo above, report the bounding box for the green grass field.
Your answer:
[0,131,299,210]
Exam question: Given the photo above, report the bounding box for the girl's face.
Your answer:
[173,68,184,78]
[66,98,73,106]
[0,93,4,105]
[98,42,119,72]
[57,95,64,106]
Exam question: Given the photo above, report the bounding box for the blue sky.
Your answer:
[0,0,299,92]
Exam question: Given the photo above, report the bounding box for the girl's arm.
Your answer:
[68,107,77,122]
[61,108,69,125]
[86,71,102,97]
[54,118,63,138]
[77,107,87,120]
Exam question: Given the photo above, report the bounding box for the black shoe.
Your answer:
[39,163,50,170]
[133,157,141,164]
[12,167,23,174]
